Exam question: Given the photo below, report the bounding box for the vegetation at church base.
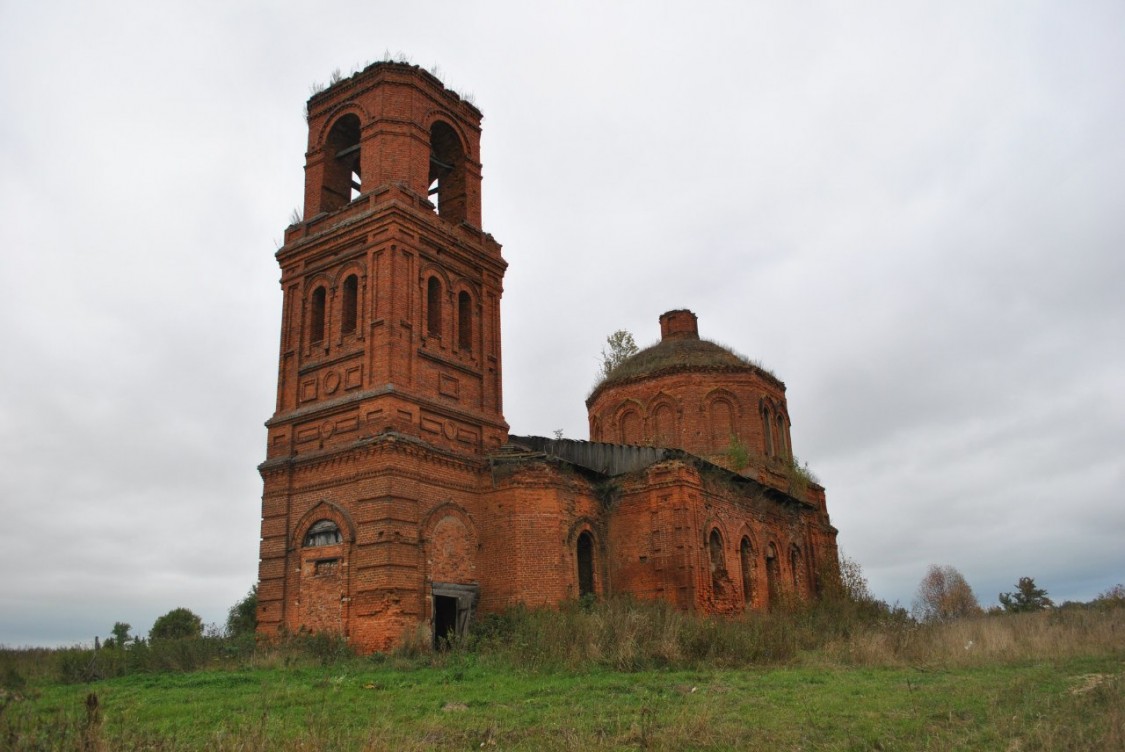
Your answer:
[1,596,1122,751]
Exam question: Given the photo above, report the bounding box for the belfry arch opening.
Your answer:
[428,121,467,222]
[319,114,362,213]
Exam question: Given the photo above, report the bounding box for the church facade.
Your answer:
[256,62,839,651]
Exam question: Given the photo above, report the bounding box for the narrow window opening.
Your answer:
[310,287,327,345]
[765,542,780,609]
[762,405,774,456]
[341,275,358,335]
[709,529,726,593]
[740,537,755,606]
[426,277,442,339]
[577,531,595,597]
[790,545,802,591]
[457,291,472,352]
[777,415,788,460]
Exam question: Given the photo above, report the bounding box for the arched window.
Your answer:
[761,404,774,456]
[777,415,788,460]
[765,542,780,608]
[577,531,595,597]
[457,290,472,352]
[426,276,442,339]
[319,114,361,213]
[740,537,755,605]
[341,275,358,335]
[709,398,735,448]
[651,403,675,447]
[304,519,341,547]
[428,121,466,222]
[709,528,726,593]
[619,409,641,444]
[310,287,327,344]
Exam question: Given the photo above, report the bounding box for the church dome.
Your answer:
[588,310,774,403]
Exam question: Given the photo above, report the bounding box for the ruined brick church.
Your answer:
[256,62,839,651]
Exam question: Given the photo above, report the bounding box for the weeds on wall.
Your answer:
[725,434,749,471]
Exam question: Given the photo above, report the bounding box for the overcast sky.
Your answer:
[2,1,1122,647]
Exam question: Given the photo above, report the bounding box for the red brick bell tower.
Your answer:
[256,63,508,649]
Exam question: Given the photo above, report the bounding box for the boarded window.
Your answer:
[304,519,341,547]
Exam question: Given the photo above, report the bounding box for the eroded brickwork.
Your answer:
[257,63,839,654]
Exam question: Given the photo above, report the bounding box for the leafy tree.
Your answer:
[150,607,203,640]
[912,565,982,622]
[104,621,131,648]
[998,576,1053,613]
[226,584,258,637]
[599,329,638,378]
[110,621,131,648]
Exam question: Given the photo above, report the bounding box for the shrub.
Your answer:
[150,608,203,641]
[225,585,258,637]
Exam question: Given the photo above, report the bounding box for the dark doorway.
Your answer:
[433,595,458,649]
[430,582,479,650]
[577,531,595,597]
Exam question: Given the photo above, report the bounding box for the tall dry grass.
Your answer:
[467,595,1125,671]
[824,606,1125,669]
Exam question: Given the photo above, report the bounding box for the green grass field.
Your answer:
[2,602,1122,750]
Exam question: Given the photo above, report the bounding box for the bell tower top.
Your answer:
[302,62,485,228]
